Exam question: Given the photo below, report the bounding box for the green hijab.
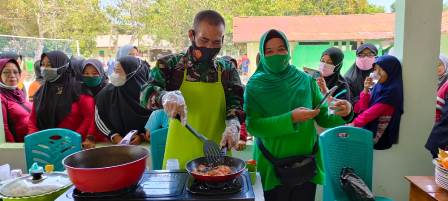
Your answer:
[245,29,309,117]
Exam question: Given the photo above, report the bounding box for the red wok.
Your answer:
[63,145,149,193]
[186,156,246,183]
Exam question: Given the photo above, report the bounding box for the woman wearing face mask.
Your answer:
[351,55,403,150]
[95,56,151,145]
[245,29,353,201]
[28,51,95,144]
[0,58,31,142]
[0,52,27,98]
[345,44,378,105]
[316,47,353,103]
[79,59,109,148]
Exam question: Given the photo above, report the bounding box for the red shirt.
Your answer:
[28,94,98,141]
[1,95,32,142]
[436,82,448,122]
[353,91,395,142]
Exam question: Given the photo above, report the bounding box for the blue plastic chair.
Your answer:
[319,126,394,201]
[24,128,82,172]
[150,128,168,170]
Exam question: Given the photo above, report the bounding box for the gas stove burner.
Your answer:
[72,184,139,199]
[186,176,242,195]
[55,170,255,201]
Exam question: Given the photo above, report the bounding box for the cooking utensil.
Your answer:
[0,165,72,201]
[185,156,246,183]
[176,115,223,165]
[62,145,149,193]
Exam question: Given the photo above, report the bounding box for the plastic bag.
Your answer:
[340,167,375,201]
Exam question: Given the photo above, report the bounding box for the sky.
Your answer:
[367,0,394,12]
[368,0,447,13]
[100,0,446,13]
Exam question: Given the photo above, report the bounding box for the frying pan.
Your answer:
[63,145,149,193]
[185,156,246,183]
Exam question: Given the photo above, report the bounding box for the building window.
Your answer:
[350,41,357,50]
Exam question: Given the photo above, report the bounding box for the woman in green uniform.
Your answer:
[245,29,353,201]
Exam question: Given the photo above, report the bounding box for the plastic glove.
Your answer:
[220,118,241,150]
[162,90,187,125]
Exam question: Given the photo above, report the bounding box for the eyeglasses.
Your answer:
[357,53,376,58]
[2,71,20,76]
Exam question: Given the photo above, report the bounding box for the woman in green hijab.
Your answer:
[245,29,353,201]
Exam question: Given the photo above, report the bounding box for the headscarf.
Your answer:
[438,54,448,89]
[70,56,85,81]
[33,51,82,130]
[0,59,26,104]
[95,56,151,136]
[114,45,151,72]
[321,47,352,102]
[116,45,138,60]
[33,60,43,82]
[81,59,108,96]
[366,55,403,150]
[245,29,308,118]
[345,44,379,103]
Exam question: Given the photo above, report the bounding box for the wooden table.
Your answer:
[405,176,448,201]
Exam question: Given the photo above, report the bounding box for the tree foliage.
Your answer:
[0,0,384,56]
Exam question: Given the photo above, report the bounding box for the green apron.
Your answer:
[162,66,226,169]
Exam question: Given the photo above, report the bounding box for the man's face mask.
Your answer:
[190,30,222,63]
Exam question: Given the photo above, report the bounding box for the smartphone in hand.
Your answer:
[303,67,321,79]
[314,86,338,110]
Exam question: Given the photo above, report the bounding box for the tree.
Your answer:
[141,0,385,54]
[0,0,109,57]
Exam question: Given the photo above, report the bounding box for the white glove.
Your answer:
[220,118,241,150]
[162,90,187,125]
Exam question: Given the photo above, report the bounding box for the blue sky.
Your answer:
[100,0,445,13]
[368,0,447,13]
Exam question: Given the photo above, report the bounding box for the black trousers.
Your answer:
[264,182,317,201]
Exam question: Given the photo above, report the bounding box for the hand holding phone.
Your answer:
[314,86,338,110]
[303,67,321,79]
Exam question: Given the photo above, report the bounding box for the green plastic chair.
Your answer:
[319,126,394,201]
[150,128,168,170]
[24,128,82,172]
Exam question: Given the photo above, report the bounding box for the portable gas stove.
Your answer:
[55,170,255,201]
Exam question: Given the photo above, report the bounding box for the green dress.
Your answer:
[244,29,352,191]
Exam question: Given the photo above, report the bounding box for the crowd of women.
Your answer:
[0,9,410,201]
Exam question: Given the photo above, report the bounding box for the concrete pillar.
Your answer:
[246,42,259,76]
[371,0,443,200]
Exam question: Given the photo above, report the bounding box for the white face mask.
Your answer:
[319,62,336,77]
[369,72,380,89]
[40,63,68,82]
[109,72,126,87]
[0,81,17,90]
